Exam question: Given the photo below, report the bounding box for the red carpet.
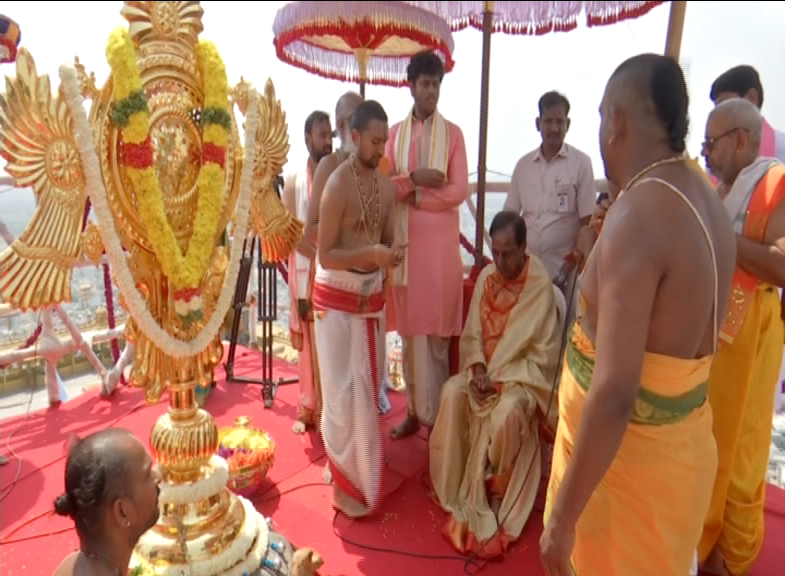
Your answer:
[1,346,784,576]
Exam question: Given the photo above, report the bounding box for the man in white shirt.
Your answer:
[504,91,596,281]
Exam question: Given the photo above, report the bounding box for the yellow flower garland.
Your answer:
[105,27,229,292]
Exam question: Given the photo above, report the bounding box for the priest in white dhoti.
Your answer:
[283,110,332,434]
[430,211,562,558]
[313,100,404,517]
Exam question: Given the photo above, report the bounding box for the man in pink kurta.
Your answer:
[385,51,469,439]
[282,110,332,434]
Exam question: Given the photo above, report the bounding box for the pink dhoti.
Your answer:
[313,266,386,517]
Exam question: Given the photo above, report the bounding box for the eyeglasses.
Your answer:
[702,127,748,152]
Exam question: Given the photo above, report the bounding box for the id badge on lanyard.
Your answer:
[555,179,571,213]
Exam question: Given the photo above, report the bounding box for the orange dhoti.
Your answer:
[698,159,785,574]
[546,323,717,576]
[698,286,784,574]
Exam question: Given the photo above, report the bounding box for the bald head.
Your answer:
[335,91,363,151]
[604,54,689,153]
[335,91,363,126]
[710,97,762,149]
[703,97,762,186]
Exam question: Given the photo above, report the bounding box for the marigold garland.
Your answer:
[105,27,230,312]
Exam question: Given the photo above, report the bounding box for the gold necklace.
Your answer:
[349,156,380,243]
[621,153,686,197]
[84,551,123,576]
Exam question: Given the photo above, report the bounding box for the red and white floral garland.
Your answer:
[59,63,260,358]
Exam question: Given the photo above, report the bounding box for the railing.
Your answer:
[0,175,611,402]
[0,177,129,401]
[461,177,611,272]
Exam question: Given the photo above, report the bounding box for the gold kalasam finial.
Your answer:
[121,1,203,52]
[73,56,97,99]
[4,1,306,569]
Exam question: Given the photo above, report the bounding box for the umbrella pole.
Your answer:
[474,5,493,267]
[664,1,687,59]
[356,49,369,99]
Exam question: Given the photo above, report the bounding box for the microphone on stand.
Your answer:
[554,252,582,292]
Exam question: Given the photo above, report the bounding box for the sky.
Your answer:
[1,1,784,184]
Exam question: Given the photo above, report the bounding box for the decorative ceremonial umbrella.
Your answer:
[405,0,680,264]
[0,15,21,64]
[272,1,456,97]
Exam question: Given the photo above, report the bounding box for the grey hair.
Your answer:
[712,97,762,149]
[335,91,363,125]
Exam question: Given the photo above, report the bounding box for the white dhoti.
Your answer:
[314,265,386,517]
[402,335,451,427]
[378,309,392,415]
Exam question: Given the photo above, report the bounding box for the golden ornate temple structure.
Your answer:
[0,1,303,573]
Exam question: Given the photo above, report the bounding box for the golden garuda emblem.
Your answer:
[1,2,311,573]
[0,0,302,403]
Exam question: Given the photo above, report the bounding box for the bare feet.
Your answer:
[291,420,307,434]
[0,455,8,466]
[699,546,730,576]
[391,414,420,440]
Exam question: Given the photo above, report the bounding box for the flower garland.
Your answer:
[131,496,267,576]
[155,455,229,506]
[59,61,259,358]
[106,28,229,326]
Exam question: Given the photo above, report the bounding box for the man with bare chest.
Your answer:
[306,91,394,416]
[314,100,405,517]
[52,429,161,576]
[541,53,737,576]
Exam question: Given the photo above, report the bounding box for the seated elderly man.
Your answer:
[429,210,562,558]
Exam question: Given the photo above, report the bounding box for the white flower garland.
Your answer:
[131,495,268,576]
[155,455,229,506]
[59,63,259,358]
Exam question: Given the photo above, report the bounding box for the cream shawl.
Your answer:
[293,169,312,300]
[722,156,782,233]
[459,256,562,431]
[392,109,450,286]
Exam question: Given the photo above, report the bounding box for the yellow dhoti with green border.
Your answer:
[545,322,718,576]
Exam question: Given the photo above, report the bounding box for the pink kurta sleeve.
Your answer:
[385,123,416,200]
[417,124,469,212]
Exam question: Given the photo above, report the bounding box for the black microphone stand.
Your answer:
[225,175,298,408]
